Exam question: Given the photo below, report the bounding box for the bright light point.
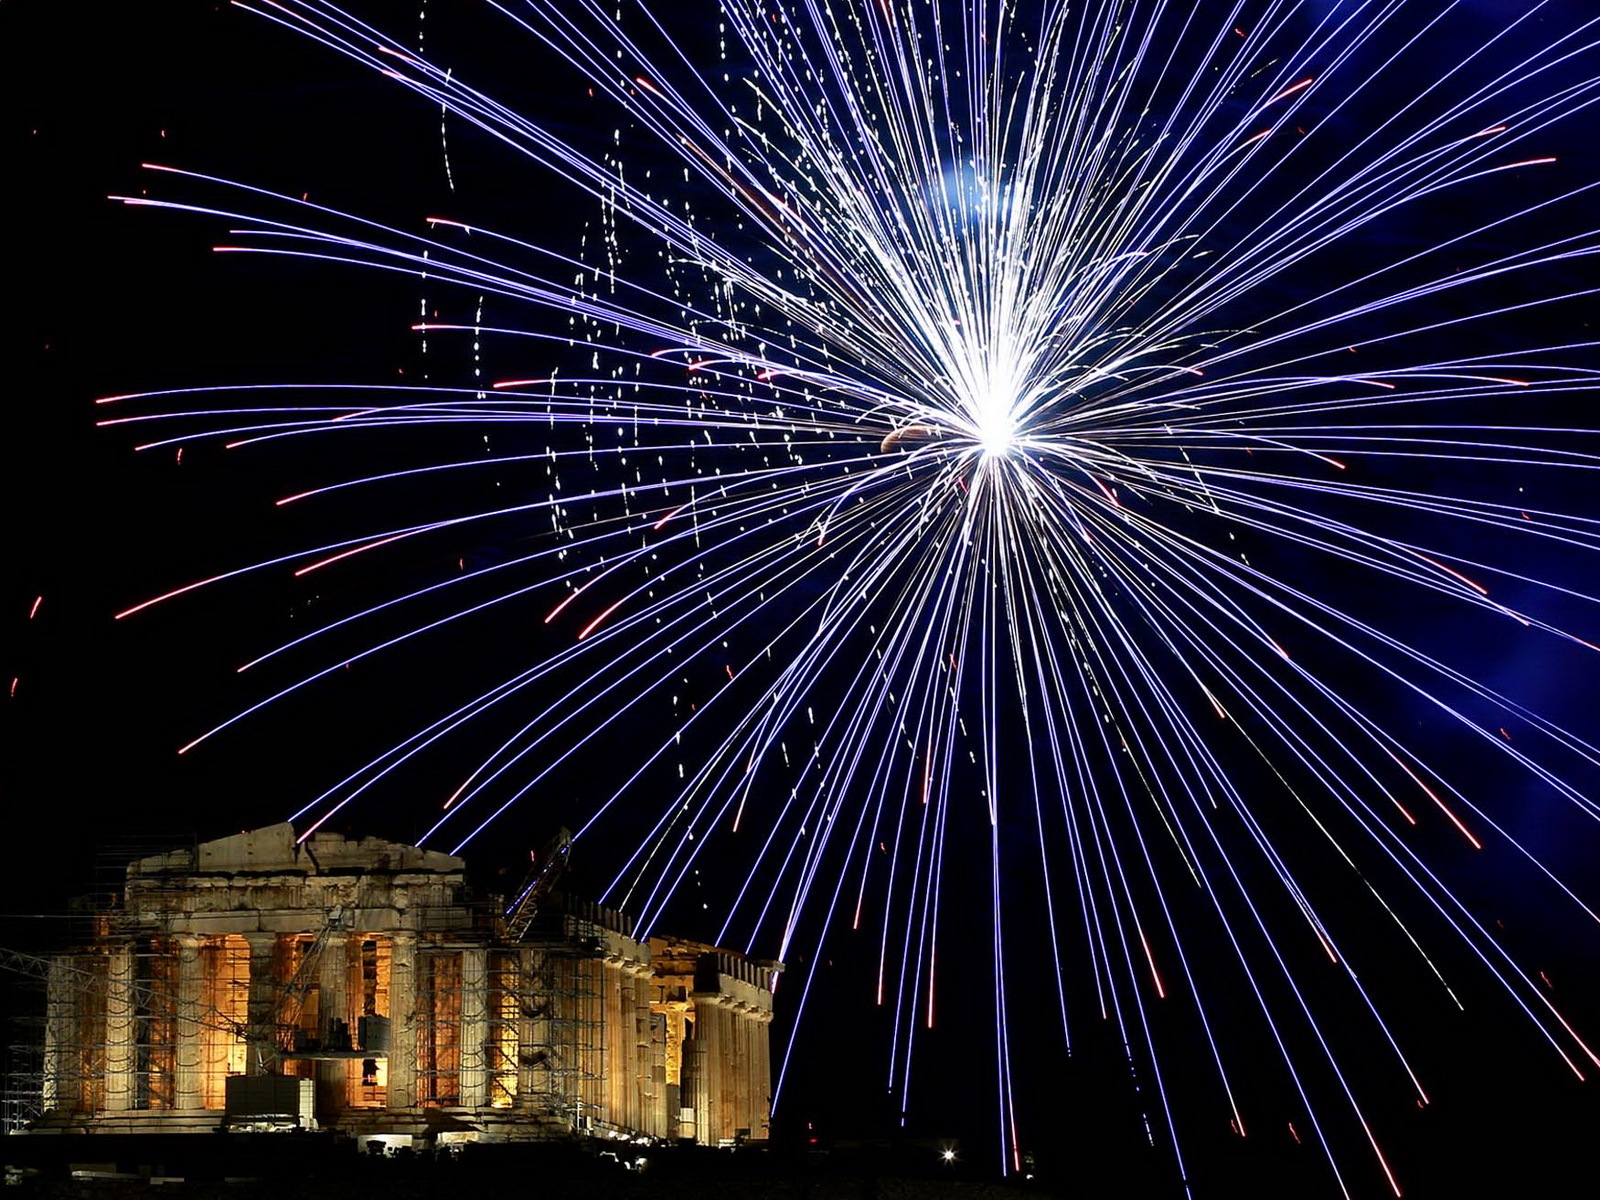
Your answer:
[975,401,1017,458]
[979,422,1016,458]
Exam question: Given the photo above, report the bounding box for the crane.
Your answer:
[503,828,572,942]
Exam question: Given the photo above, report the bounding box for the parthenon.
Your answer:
[27,825,777,1148]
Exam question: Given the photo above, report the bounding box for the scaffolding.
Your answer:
[3,1010,45,1135]
[1,908,388,1129]
[0,940,242,1131]
[130,937,178,1111]
[415,946,462,1107]
[486,950,519,1109]
[199,936,250,1106]
[401,903,609,1134]
[1,949,47,1134]
[517,906,607,1134]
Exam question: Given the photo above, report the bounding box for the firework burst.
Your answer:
[98,0,1600,1193]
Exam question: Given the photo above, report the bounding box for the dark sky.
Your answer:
[6,2,1600,1195]
[5,1,402,889]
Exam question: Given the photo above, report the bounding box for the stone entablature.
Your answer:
[122,825,473,937]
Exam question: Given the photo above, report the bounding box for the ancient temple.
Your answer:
[29,825,777,1148]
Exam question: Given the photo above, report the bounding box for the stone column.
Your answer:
[459,947,488,1108]
[347,936,367,1108]
[604,958,625,1130]
[716,1001,732,1143]
[648,1008,669,1140]
[243,933,280,1075]
[733,1003,749,1138]
[682,1017,707,1143]
[736,1004,755,1139]
[755,1009,773,1135]
[627,969,643,1136]
[102,943,136,1111]
[725,1002,738,1141]
[583,956,603,1128]
[315,935,350,1119]
[386,933,417,1110]
[690,994,722,1143]
[173,934,205,1111]
[624,964,649,1136]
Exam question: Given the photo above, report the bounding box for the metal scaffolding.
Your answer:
[1,951,47,1135]
[517,907,607,1133]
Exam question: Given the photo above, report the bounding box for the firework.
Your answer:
[98,0,1600,1193]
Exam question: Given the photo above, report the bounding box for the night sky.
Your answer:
[6,2,1600,1195]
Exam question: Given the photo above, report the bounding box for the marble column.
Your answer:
[386,933,417,1110]
[649,1008,669,1140]
[459,947,488,1108]
[691,995,723,1143]
[582,956,603,1127]
[604,958,625,1129]
[315,935,350,1118]
[102,944,136,1111]
[173,934,205,1111]
[625,963,651,1136]
[683,1019,708,1143]
[243,933,280,1075]
[734,1006,746,1135]
[755,1008,773,1135]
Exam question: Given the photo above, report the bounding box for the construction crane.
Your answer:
[260,905,350,1065]
[503,828,572,942]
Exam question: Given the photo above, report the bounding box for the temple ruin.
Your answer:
[25,825,777,1148]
